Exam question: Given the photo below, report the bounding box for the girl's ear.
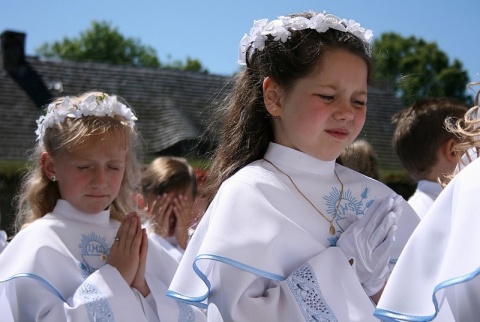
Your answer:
[443,138,459,163]
[262,77,282,118]
[41,152,56,179]
[134,192,147,211]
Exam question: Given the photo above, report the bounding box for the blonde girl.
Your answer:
[0,91,205,321]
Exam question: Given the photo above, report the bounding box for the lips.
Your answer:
[87,194,108,198]
[325,128,349,139]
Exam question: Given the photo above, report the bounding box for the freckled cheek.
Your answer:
[354,111,367,127]
[299,109,329,125]
[108,173,125,189]
[293,116,319,137]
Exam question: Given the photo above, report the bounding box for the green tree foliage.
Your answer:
[372,33,471,106]
[36,21,160,67]
[164,56,209,73]
[183,57,208,73]
[36,21,207,73]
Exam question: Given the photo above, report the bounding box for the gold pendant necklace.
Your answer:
[263,158,344,235]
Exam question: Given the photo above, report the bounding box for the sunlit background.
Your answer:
[2,0,479,84]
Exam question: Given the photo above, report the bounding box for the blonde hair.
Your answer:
[141,156,197,197]
[444,83,480,181]
[15,91,142,231]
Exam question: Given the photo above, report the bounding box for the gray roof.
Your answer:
[0,30,405,170]
[0,55,231,160]
[361,85,404,170]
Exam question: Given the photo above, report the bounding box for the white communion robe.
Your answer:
[147,231,184,263]
[168,143,420,322]
[375,156,480,321]
[407,180,443,219]
[0,199,206,322]
[0,230,8,254]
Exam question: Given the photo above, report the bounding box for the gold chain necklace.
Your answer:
[263,158,344,235]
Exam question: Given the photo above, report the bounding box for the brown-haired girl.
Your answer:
[168,11,420,321]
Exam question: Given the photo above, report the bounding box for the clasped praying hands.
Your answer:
[107,212,150,297]
[337,193,403,296]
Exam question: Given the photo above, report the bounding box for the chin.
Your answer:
[84,204,111,214]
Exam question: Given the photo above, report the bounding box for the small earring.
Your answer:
[273,115,280,120]
[50,175,56,182]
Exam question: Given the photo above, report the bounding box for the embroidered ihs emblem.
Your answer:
[78,232,111,278]
[324,184,374,246]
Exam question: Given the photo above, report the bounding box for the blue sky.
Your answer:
[2,0,479,95]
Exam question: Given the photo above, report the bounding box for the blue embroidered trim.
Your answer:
[374,265,480,321]
[176,299,195,322]
[0,273,66,301]
[167,253,286,310]
[77,260,96,279]
[76,282,115,322]
[286,263,337,322]
[373,308,430,321]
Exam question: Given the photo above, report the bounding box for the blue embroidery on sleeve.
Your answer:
[176,299,195,321]
[286,263,337,322]
[76,282,115,322]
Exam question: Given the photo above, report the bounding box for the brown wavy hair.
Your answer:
[202,11,373,206]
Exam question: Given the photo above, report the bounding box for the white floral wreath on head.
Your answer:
[36,93,138,145]
[237,11,374,65]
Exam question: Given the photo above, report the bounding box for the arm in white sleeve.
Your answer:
[4,264,152,322]
[208,247,376,322]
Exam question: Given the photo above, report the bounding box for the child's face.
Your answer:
[144,185,195,237]
[145,185,195,212]
[270,49,368,161]
[47,139,127,214]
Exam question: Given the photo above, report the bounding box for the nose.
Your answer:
[91,168,107,188]
[333,101,354,122]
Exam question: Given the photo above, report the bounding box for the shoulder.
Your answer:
[448,156,480,196]
[221,161,282,193]
[206,162,289,221]
[0,216,65,275]
[457,156,480,179]
[234,161,278,182]
[335,163,394,193]
[10,215,59,241]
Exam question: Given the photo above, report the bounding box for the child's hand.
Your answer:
[337,194,401,297]
[173,194,193,250]
[131,220,150,297]
[107,213,143,285]
[148,193,174,238]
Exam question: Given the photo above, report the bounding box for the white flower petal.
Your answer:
[35,94,137,144]
[236,12,372,65]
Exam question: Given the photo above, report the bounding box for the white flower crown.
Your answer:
[237,11,373,65]
[36,94,138,144]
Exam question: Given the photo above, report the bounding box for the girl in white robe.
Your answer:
[138,156,199,263]
[0,91,205,322]
[167,11,420,322]
[374,87,480,321]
